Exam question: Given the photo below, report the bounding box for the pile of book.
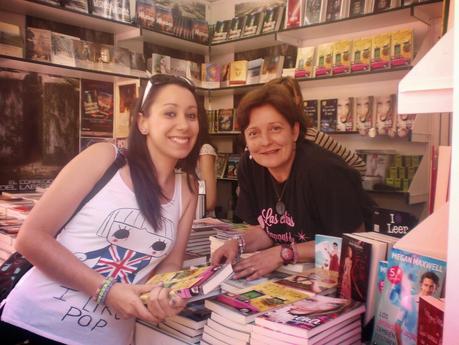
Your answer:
[211,5,285,44]
[285,0,413,30]
[186,220,219,257]
[137,0,209,44]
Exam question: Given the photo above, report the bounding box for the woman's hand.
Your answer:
[211,239,239,266]
[233,246,283,280]
[145,284,187,323]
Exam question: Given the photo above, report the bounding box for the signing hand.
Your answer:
[233,246,283,281]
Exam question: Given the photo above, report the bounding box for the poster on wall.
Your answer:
[0,68,79,192]
[81,79,114,137]
[114,80,139,138]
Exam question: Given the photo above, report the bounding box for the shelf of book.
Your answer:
[277,1,443,43]
[2,0,136,35]
[206,67,412,96]
[210,32,279,56]
[0,54,142,82]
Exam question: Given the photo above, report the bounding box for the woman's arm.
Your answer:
[198,153,217,212]
[15,143,157,322]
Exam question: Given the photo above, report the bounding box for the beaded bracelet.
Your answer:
[95,277,116,305]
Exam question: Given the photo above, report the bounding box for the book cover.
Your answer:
[26,27,52,62]
[222,271,289,294]
[0,21,23,58]
[229,60,248,85]
[151,53,170,75]
[326,0,344,21]
[191,18,209,44]
[337,234,371,302]
[349,0,366,16]
[241,11,263,37]
[42,76,79,164]
[51,32,77,67]
[372,207,418,238]
[155,4,174,33]
[351,37,372,72]
[303,99,319,129]
[228,16,245,40]
[205,281,312,324]
[372,248,446,345]
[371,32,391,70]
[170,57,188,78]
[217,109,235,132]
[417,295,444,345]
[397,113,416,138]
[169,300,211,330]
[303,0,326,25]
[336,97,354,132]
[94,43,114,72]
[374,0,400,12]
[113,46,131,74]
[212,20,230,43]
[112,0,131,22]
[391,29,413,67]
[259,55,285,83]
[81,79,114,137]
[332,39,352,75]
[225,155,240,179]
[319,98,337,132]
[215,153,229,179]
[130,52,146,77]
[74,40,96,70]
[355,96,374,136]
[295,46,315,78]
[315,234,343,272]
[140,264,233,303]
[201,63,221,88]
[246,58,264,84]
[90,0,113,19]
[276,268,338,295]
[64,0,89,13]
[255,295,365,339]
[186,61,201,86]
[375,94,396,136]
[262,6,284,33]
[375,260,388,317]
[314,42,333,77]
[136,0,156,29]
[286,0,303,29]
[206,318,250,343]
[114,80,138,138]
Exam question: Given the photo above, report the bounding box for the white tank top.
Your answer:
[1,170,183,345]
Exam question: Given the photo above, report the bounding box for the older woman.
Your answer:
[212,84,374,280]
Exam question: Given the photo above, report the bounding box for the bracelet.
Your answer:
[233,235,246,257]
[94,277,116,305]
[291,241,298,265]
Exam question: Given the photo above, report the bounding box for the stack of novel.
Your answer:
[252,295,365,345]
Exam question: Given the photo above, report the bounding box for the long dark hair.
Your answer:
[127,74,206,230]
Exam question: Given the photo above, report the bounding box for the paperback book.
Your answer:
[303,0,326,25]
[355,95,374,135]
[191,19,209,44]
[349,0,367,17]
[136,0,156,29]
[241,11,263,37]
[325,0,347,21]
[201,63,221,89]
[371,32,391,70]
[140,264,233,303]
[314,42,333,77]
[155,4,174,33]
[217,109,235,132]
[212,20,230,43]
[332,39,352,75]
[168,300,211,330]
[229,60,248,85]
[26,27,52,62]
[259,55,285,83]
[221,271,289,294]
[303,99,319,129]
[417,295,444,345]
[275,268,338,296]
[64,0,89,13]
[81,79,114,137]
[372,248,446,345]
[262,6,284,33]
[319,98,337,132]
[0,21,23,58]
[336,97,354,132]
[246,58,264,84]
[225,155,240,179]
[286,0,303,29]
[391,29,413,67]
[295,46,315,78]
[228,17,245,40]
[315,234,342,272]
[255,295,365,339]
[375,94,396,136]
[351,37,372,72]
[74,40,96,70]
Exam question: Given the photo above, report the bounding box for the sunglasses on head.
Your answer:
[141,74,195,109]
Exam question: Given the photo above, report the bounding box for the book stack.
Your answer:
[251,295,365,345]
[186,220,219,257]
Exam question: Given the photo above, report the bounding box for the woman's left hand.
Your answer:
[145,284,187,322]
[232,246,283,280]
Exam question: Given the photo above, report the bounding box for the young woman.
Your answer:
[211,84,374,280]
[0,74,206,345]
[266,77,366,175]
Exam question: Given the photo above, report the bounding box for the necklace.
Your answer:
[271,176,288,215]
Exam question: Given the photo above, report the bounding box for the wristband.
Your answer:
[94,276,116,305]
[233,235,246,257]
[291,241,298,264]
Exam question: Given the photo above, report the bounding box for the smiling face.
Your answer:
[244,104,299,178]
[138,84,199,164]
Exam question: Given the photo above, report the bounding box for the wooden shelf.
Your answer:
[140,27,209,55]
[2,0,136,34]
[0,55,141,82]
[210,32,279,56]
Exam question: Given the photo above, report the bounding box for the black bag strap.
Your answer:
[60,148,127,231]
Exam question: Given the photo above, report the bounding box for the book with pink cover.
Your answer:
[255,295,365,339]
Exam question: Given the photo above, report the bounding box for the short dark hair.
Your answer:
[236,83,307,140]
[420,271,439,286]
[128,74,206,230]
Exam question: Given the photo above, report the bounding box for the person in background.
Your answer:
[0,75,206,345]
[211,84,374,280]
[266,77,366,176]
[197,131,218,216]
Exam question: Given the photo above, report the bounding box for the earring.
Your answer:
[249,154,253,160]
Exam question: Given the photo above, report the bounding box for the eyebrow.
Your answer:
[161,103,198,109]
